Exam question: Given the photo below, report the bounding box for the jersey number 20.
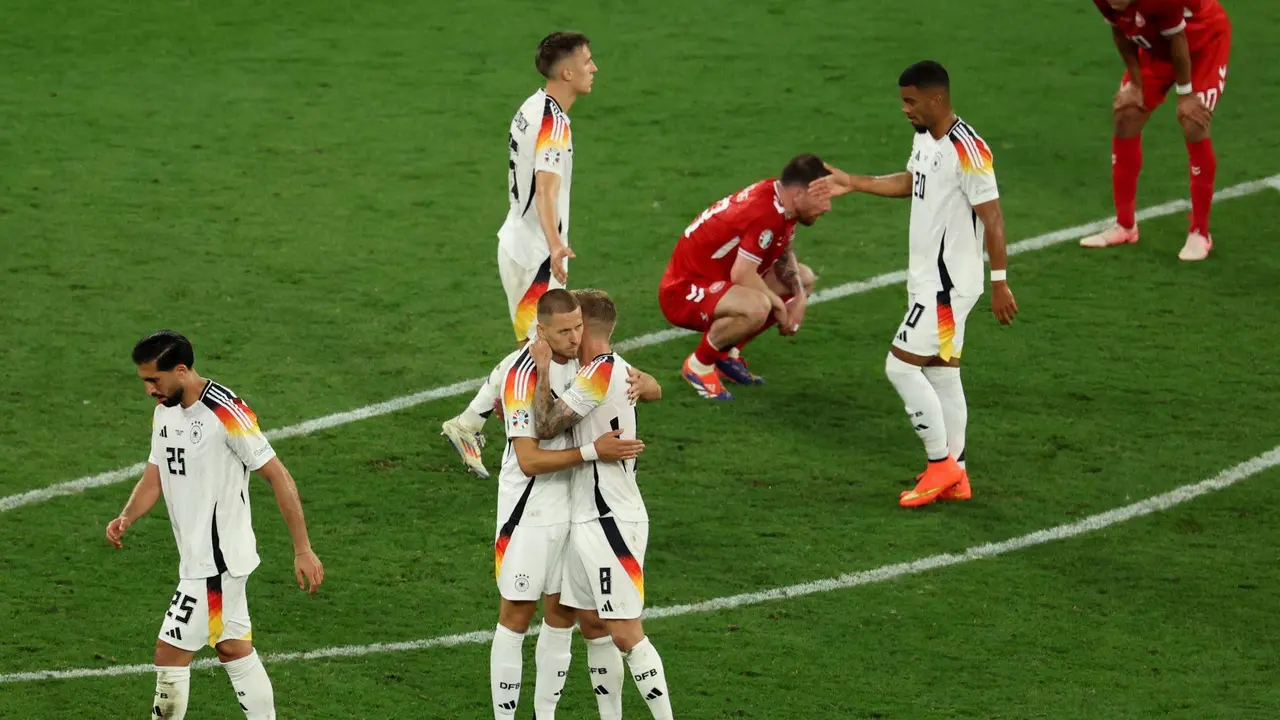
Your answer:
[913,172,927,200]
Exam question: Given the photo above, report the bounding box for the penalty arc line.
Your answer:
[2,444,1278,684]
[2,173,1278,515]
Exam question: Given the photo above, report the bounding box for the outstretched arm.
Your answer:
[819,163,912,199]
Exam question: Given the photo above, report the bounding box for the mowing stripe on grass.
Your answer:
[2,173,1277,515]
[3,444,1277,683]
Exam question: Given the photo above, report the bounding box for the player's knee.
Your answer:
[746,293,771,326]
[215,639,252,664]
[497,600,537,632]
[608,620,645,653]
[578,612,609,640]
[1113,107,1146,137]
[1180,118,1210,142]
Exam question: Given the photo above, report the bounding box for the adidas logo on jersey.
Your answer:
[600,601,614,613]
[165,627,183,641]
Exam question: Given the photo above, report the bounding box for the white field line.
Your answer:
[3,444,1277,684]
[2,173,1277,515]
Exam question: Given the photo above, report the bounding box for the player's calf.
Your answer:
[152,664,191,719]
[606,622,673,720]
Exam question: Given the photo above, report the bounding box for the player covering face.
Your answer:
[817,61,1018,508]
[658,154,831,401]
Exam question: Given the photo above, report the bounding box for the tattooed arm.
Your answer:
[773,249,804,298]
[533,367,584,440]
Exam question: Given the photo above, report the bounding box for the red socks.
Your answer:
[693,333,727,366]
[1186,138,1217,236]
[1112,135,1143,229]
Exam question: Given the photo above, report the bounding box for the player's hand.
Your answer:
[295,549,324,595]
[1176,93,1212,130]
[779,295,806,336]
[593,429,645,462]
[528,336,552,370]
[105,515,132,549]
[625,368,657,404]
[991,281,1018,325]
[769,293,791,331]
[1113,82,1146,113]
[816,164,856,198]
[549,243,575,285]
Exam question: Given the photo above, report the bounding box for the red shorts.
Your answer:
[1123,33,1230,112]
[658,277,733,332]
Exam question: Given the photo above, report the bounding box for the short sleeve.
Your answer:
[561,356,615,418]
[148,410,162,466]
[1152,0,1188,35]
[533,109,571,177]
[211,397,276,471]
[951,131,1000,206]
[502,356,539,440]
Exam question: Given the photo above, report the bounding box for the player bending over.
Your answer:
[658,154,831,401]
[1079,0,1231,261]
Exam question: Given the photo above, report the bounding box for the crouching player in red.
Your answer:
[657,154,832,400]
[1080,0,1231,261]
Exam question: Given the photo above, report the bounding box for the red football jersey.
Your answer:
[1094,0,1230,60]
[662,179,797,285]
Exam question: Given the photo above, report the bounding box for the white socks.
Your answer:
[223,651,275,719]
[152,665,190,719]
[461,379,498,432]
[490,624,525,717]
[586,635,624,719]
[923,365,967,467]
[625,637,673,720]
[885,353,949,461]
[533,622,574,719]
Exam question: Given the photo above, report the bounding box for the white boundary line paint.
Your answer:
[3,444,1277,684]
[2,174,1277,515]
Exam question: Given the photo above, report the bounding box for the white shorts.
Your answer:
[497,244,567,343]
[891,291,980,362]
[157,572,252,652]
[495,523,570,601]
[561,518,649,620]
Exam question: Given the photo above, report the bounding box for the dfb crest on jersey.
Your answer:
[759,229,774,250]
[190,421,204,445]
[930,152,943,173]
[541,147,562,167]
[514,574,531,593]
[511,408,531,431]
[514,111,529,134]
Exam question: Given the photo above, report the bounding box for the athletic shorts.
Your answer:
[891,291,980,362]
[1123,33,1230,112]
[657,278,732,333]
[498,243,566,342]
[560,518,648,620]
[494,522,570,601]
[157,572,252,652]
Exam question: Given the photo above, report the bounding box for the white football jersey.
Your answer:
[563,353,647,524]
[148,381,274,580]
[494,347,578,532]
[905,118,999,298]
[498,89,574,270]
